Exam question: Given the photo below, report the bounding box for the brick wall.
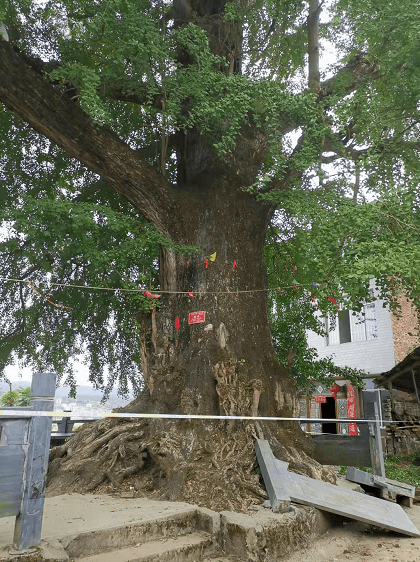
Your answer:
[391,294,420,363]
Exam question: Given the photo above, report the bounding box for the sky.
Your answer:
[4,358,91,386]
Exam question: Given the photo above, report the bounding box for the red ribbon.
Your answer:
[144,290,160,299]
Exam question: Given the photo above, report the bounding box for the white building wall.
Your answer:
[307,293,396,375]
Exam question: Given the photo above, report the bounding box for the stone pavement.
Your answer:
[0,492,334,561]
[1,476,417,561]
[0,494,198,546]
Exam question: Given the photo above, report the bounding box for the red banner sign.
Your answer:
[314,395,327,403]
[346,381,358,436]
[188,311,206,324]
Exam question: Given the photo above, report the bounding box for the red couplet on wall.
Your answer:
[347,381,358,436]
[188,311,206,324]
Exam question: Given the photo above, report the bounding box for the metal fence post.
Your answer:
[13,372,56,551]
[368,400,386,478]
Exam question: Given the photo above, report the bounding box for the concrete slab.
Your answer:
[275,459,420,538]
[254,439,291,513]
[346,467,415,497]
[75,531,214,562]
[255,440,420,538]
[0,491,343,562]
[220,505,339,562]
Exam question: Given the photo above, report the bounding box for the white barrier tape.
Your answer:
[0,409,392,424]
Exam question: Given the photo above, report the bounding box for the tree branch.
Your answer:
[0,43,177,236]
[308,0,321,91]
[320,54,378,103]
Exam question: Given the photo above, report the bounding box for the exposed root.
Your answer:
[47,415,335,512]
[48,358,336,510]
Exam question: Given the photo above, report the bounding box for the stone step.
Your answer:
[74,531,215,562]
[63,508,217,559]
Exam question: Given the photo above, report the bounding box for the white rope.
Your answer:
[0,276,317,296]
[0,409,390,424]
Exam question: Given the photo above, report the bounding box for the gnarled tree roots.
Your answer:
[48,417,336,512]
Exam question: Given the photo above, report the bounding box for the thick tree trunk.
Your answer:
[131,177,298,421]
[48,162,336,509]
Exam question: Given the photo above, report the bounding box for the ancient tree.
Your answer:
[1,0,420,508]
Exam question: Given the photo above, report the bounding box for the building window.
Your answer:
[325,303,378,345]
[338,310,351,344]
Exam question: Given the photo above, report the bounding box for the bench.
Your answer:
[50,417,94,446]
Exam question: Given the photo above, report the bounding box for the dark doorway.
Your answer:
[321,397,337,434]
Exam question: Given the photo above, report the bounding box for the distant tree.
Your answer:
[0,386,31,406]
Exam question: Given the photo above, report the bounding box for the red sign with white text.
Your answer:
[314,395,327,404]
[188,311,206,324]
[347,381,358,436]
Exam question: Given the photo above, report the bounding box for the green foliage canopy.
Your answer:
[1,0,420,393]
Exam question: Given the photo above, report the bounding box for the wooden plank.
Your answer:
[254,440,291,513]
[13,372,56,551]
[412,369,420,408]
[270,459,420,538]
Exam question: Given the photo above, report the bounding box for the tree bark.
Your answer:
[130,175,299,421]
[308,0,321,91]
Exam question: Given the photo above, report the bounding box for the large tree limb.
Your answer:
[0,42,176,235]
[320,54,378,103]
[308,0,321,91]
[9,48,165,109]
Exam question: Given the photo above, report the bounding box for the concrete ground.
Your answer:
[1,475,420,561]
[0,494,198,547]
[0,492,333,561]
[283,504,420,562]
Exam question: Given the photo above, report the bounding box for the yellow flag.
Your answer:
[209,252,217,262]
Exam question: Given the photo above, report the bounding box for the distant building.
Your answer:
[304,281,419,435]
[307,281,419,378]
